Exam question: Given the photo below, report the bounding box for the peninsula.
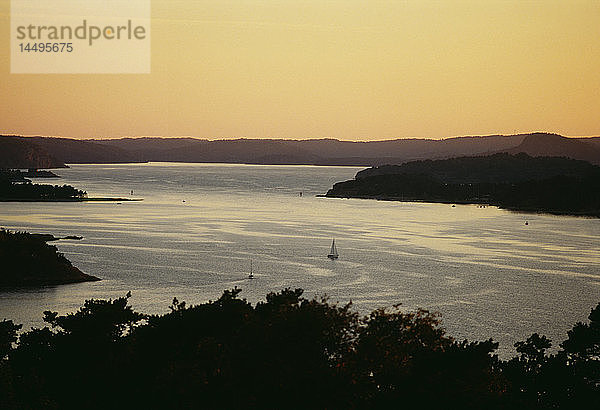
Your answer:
[0,169,141,202]
[324,153,600,217]
[0,229,100,286]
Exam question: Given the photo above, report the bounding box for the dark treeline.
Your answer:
[1,288,599,409]
[0,230,99,286]
[1,170,134,202]
[0,177,86,201]
[0,170,29,183]
[0,169,84,201]
[355,153,600,183]
[327,154,600,216]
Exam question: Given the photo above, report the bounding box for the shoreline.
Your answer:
[319,194,600,218]
[0,274,101,288]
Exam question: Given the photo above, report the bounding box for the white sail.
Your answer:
[328,239,339,259]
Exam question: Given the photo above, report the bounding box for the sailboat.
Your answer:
[327,239,339,260]
[248,259,254,279]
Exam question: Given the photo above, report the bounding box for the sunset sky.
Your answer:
[1,0,599,140]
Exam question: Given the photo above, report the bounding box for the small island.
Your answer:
[0,229,100,286]
[324,153,600,217]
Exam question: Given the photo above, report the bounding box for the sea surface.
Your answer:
[1,163,600,357]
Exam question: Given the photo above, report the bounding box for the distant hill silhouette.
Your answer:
[28,137,141,164]
[93,135,527,165]
[2,133,599,167]
[503,133,600,165]
[0,136,66,169]
[581,136,600,149]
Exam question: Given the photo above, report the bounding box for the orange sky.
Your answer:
[1,0,599,140]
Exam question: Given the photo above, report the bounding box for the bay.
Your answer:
[1,162,599,357]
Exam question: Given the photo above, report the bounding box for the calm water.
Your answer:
[1,163,599,357]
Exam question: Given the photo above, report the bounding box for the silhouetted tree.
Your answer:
[2,290,599,409]
[352,306,500,408]
[0,320,21,359]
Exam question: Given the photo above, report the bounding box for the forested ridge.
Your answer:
[326,154,600,216]
[3,133,600,167]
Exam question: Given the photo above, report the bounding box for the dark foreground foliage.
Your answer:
[1,289,599,409]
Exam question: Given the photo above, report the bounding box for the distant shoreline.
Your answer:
[6,132,599,169]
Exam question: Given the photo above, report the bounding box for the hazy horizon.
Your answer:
[4,131,600,142]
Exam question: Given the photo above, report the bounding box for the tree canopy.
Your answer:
[1,288,598,408]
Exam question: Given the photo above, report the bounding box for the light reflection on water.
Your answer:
[1,162,599,358]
